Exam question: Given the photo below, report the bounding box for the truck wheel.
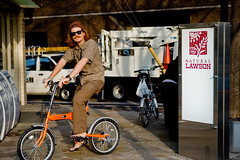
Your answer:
[112,83,127,101]
[59,85,75,101]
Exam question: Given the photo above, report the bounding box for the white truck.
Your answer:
[98,26,179,101]
[25,48,76,101]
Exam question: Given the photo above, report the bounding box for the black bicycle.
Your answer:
[134,66,161,127]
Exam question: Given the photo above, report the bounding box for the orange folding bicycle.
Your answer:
[17,81,120,160]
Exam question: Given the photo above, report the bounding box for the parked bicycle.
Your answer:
[134,66,161,127]
[17,81,120,160]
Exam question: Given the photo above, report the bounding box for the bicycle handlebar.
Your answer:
[134,65,161,74]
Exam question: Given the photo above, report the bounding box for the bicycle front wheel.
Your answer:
[17,127,55,160]
[88,117,120,154]
[140,99,149,127]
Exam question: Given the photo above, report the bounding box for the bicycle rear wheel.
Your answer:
[152,97,159,119]
[88,117,120,154]
[17,127,55,160]
[139,99,149,127]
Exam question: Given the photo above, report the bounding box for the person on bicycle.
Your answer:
[44,21,104,152]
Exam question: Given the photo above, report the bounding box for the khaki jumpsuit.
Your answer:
[62,39,104,134]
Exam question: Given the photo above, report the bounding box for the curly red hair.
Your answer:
[66,21,91,48]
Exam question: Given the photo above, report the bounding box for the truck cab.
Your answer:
[26,53,76,101]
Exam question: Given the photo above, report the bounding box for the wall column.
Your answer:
[6,12,11,73]
[17,9,27,106]
[1,14,7,70]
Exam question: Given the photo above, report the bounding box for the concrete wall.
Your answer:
[25,0,231,47]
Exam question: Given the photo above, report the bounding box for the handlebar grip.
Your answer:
[134,70,141,73]
[153,65,161,70]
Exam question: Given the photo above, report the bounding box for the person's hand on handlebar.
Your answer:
[58,75,71,88]
[44,77,53,88]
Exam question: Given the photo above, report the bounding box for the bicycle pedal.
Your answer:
[72,136,88,143]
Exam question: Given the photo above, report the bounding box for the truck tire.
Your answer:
[112,82,127,101]
[59,83,75,101]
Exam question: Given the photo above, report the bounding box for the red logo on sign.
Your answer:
[189,31,208,57]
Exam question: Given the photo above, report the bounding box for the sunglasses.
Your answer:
[70,30,83,37]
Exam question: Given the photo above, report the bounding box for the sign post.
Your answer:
[178,22,230,160]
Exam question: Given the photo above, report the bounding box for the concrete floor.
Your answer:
[0,103,190,160]
[1,102,239,160]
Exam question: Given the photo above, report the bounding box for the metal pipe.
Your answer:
[146,43,166,74]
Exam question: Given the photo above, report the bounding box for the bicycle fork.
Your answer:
[34,83,58,148]
[34,112,51,148]
[140,97,146,108]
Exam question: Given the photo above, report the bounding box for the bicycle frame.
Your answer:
[34,83,109,148]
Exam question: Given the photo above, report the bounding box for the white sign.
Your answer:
[182,28,214,124]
